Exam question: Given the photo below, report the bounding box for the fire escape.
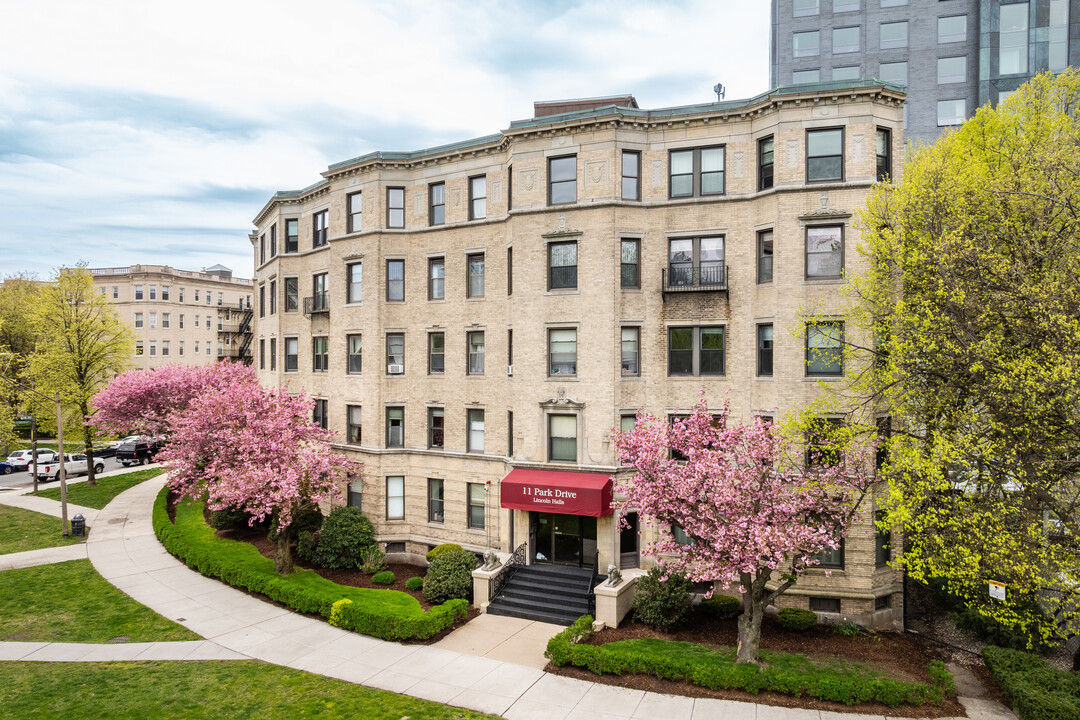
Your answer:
[217,298,253,365]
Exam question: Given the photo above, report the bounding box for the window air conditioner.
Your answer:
[507,364,513,376]
[387,364,404,374]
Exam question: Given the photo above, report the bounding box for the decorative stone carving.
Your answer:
[540,394,585,410]
[482,550,501,570]
[586,159,608,186]
[552,135,571,147]
[785,139,799,169]
[491,179,502,202]
[852,134,864,164]
[606,565,623,587]
[651,159,664,187]
[732,151,745,179]
[412,191,425,215]
[522,169,538,191]
[450,188,463,208]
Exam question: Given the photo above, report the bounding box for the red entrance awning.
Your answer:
[500,469,614,517]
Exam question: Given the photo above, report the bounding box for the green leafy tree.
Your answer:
[839,70,1080,647]
[28,266,133,486]
[0,275,41,456]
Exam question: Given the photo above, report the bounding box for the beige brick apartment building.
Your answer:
[251,81,906,627]
[89,264,254,369]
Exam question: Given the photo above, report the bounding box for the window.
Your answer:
[161,341,170,356]
[270,338,276,371]
[269,280,277,315]
[149,285,156,300]
[194,341,199,355]
[386,476,404,520]
[285,278,298,312]
[161,286,169,301]
[340,262,362,304]
[621,150,640,200]
[428,479,444,523]
[876,129,891,181]
[507,164,512,210]
[285,337,298,372]
[834,0,858,11]
[313,399,328,430]
[549,414,577,462]
[428,257,445,300]
[621,327,640,377]
[347,405,362,445]
[875,509,891,567]
[793,68,821,84]
[806,416,844,468]
[793,0,818,16]
[758,324,774,376]
[194,290,199,303]
[938,15,966,44]
[507,329,513,368]
[112,286,118,299]
[134,313,143,329]
[506,247,513,295]
[312,336,328,372]
[135,341,143,356]
[179,314,184,329]
[386,408,404,448]
[793,30,820,57]
[467,331,485,375]
[758,136,774,190]
[620,414,636,433]
[387,187,405,228]
[259,286,265,318]
[878,61,907,86]
[508,411,514,456]
[428,408,444,448]
[149,341,157,357]
[467,409,485,452]
[467,253,485,298]
[549,328,577,376]
[814,541,844,569]
[669,146,724,197]
[806,128,843,182]
[832,26,859,54]
[548,155,576,205]
[162,313,170,329]
[937,99,966,126]
[547,241,578,290]
[347,334,362,374]
[810,597,842,612]
[348,478,362,509]
[205,315,211,328]
[757,230,774,283]
[206,342,211,355]
[285,219,299,253]
[1050,0,1068,72]
[313,209,328,248]
[876,416,892,470]
[312,273,328,312]
[467,483,486,529]
[387,333,405,373]
[178,341,184,356]
[149,312,157,329]
[135,285,144,301]
[806,321,844,376]
[937,56,965,84]
[270,224,277,257]
[429,182,445,225]
[469,176,487,219]
[347,191,362,233]
[668,236,724,286]
[667,326,725,376]
[879,21,907,49]
[999,3,1028,75]
[386,260,404,301]
[832,65,859,81]
[620,239,640,288]
[428,332,444,374]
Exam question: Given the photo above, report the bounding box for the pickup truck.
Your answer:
[116,439,162,467]
[36,454,105,482]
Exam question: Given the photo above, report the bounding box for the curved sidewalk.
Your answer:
[85,477,978,720]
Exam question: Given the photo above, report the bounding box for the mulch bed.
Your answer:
[545,606,968,717]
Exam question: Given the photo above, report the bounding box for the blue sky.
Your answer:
[0,0,769,280]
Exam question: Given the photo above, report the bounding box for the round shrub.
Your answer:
[209,507,249,530]
[632,566,692,631]
[309,506,375,569]
[423,547,478,604]
[777,607,818,631]
[405,576,424,591]
[372,570,396,586]
[267,504,323,541]
[296,530,319,564]
[426,543,463,563]
[701,594,741,619]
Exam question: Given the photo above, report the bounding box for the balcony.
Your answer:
[662,264,729,301]
[303,295,330,316]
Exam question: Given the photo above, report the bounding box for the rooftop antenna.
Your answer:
[713,83,726,101]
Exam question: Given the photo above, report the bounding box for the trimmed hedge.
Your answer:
[405,576,424,591]
[425,544,463,563]
[778,608,818,631]
[153,489,467,641]
[545,616,955,708]
[372,571,395,586]
[983,646,1080,720]
[701,594,741,619]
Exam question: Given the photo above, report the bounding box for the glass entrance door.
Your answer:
[530,512,596,566]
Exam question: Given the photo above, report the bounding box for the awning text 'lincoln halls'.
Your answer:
[500,469,614,517]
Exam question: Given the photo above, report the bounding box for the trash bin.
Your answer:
[71,514,85,537]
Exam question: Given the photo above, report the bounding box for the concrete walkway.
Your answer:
[0,543,87,571]
[5,474,1003,719]
[0,640,245,662]
[0,492,100,526]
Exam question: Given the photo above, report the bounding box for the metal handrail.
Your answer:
[588,548,600,616]
[488,542,527,601]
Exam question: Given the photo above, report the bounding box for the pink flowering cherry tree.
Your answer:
[613,397,874,666]
[161,380,361,574]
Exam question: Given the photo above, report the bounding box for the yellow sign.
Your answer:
[988,580,1006,601]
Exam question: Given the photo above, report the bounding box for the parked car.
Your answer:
[116,438,162,467]
[0,461,14,475]
[5,449,60,471]
[91,445,118,459]
[36,454,105,481]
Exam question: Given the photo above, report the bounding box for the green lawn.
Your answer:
[32,468,162,509]
[0,505,83,554]
[0,559,198,642]
[0,661,497,720]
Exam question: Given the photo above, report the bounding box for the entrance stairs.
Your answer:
[486,565,597,626]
